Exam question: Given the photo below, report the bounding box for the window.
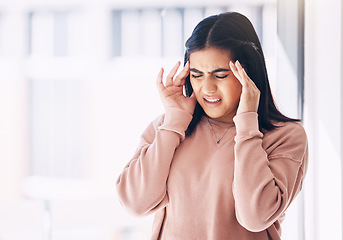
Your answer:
[110,6,269,58]
[28,11,69,57]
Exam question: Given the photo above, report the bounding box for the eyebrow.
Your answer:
[190,68,230,74]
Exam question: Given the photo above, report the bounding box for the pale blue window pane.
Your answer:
[54,12,68,57]
[121,10,141,56]
[112,10,121,57]
[141,9,162,57]
[161,8,183,57]
[183,8,204,43]
[29,12,54,56]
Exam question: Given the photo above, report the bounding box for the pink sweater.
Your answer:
[116,108,308,240]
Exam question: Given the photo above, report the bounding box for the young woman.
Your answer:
[116,12,308,240]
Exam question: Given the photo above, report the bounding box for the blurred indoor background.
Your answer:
[0,0,341,239]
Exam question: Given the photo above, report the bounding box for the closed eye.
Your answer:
[216,75,228,79]
[191,74,202,79]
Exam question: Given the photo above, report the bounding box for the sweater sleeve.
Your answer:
[116,108,193,216]
[232,112,308,232]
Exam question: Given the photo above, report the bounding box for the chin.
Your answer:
[203,108,237,122]
[203,111,223,119]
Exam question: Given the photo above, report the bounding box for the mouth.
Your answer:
[204,97,221,103]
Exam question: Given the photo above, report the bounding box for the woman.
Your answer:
[116,12,308,240]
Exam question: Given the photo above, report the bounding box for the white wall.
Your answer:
[303,0,342,239]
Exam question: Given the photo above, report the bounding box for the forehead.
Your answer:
[189,47,232,68]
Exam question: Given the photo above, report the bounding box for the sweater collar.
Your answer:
[200,116,235,129]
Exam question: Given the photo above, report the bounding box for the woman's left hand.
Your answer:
[229,60,260,115]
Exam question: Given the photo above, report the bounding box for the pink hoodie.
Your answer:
[116,108,308,240]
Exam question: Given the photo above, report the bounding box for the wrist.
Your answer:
[233,112,259,135]
[158,108,193,139]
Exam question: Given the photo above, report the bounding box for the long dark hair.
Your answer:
[184,12,299,136]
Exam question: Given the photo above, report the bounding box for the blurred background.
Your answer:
[0,0,341,239]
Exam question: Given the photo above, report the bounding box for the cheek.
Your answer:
[190,81,204,102]
[190,79,200,93]
[234,84,243,97]
[223,82,242,102]
[231,77,242,94]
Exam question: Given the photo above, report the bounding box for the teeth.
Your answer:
[205,98,221,103]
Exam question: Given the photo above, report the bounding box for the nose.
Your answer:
[202,76,217,95]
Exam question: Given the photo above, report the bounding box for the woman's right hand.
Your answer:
[156,61,197,115]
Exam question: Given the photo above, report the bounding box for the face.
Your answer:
[189,47,242,123]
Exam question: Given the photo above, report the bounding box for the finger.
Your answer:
[234,60,250,88]
[229,61,243,84]
[165,61,181,87]
[156,67,165,92]
[235,60,247,81]
[174,62,190,86]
